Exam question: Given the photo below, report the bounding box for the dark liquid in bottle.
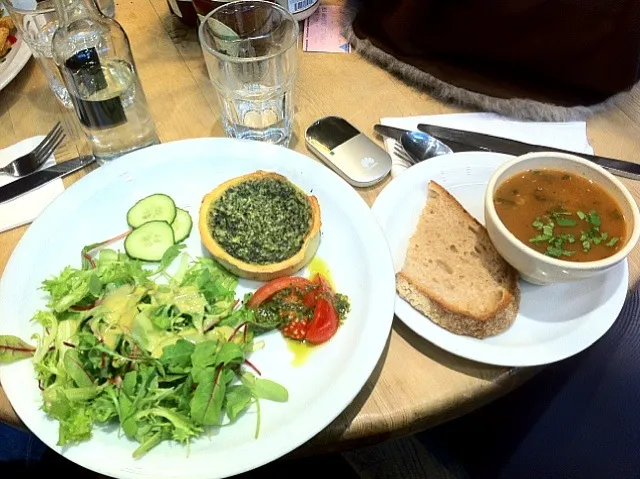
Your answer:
[65,48,126,129]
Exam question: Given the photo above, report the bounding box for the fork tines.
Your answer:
[33,122,65,161]
[393,142,416,165]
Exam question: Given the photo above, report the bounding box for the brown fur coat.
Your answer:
[342,0,640,120]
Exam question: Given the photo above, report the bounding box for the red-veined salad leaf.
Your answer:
[0,335,36,363]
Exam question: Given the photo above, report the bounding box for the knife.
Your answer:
[373,124,479,153]
[0,155,96,205]
[417,124,640,181]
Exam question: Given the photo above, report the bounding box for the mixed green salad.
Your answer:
[0,241,288,458]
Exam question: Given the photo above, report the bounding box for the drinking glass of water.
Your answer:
[198,0,298,147]
[2,0,72,108]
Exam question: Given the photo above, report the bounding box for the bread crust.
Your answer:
[397,181,521,338]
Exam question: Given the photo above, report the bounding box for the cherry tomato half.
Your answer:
[305,297,339,344]
[247,276,313,308]
[302,273,334,308]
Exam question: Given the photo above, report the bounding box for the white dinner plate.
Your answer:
[0,138,396,478]
[371,152,629,367]
[0,30,31,92]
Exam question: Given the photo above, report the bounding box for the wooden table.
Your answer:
[1,0,639,456]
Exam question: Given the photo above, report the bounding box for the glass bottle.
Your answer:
[52,0,159,165]
[276,0,319,21]
[93,0,115,18]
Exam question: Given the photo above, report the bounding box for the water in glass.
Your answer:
[72,58,158,162]
[217,82,293,145]
[199,0,298,147]
[2,0,72,107]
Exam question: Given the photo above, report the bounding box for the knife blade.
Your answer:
[0,155,96,205]
[373,124,479,153]
[417,123,640,181]
[373,124,409,142]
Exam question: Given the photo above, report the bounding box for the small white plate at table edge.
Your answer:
[0,34,32,92]
[371,151,628,367]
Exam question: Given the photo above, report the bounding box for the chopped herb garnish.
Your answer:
[606,237,620,247]
[530,234,551,243]
[545,246,563,257]
[556,217,577,227]
[528,209,621,257]
[588,210,601,227]
[528,215,574,257]
[546,245,575,258]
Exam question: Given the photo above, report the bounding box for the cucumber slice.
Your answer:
[127,194,177,228]
[171,208,193,243]
[124,221,176,261]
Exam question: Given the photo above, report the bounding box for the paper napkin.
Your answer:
[0,136,65,233]
[380,112,594,178]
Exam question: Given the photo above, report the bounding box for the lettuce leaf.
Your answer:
[4,243,288,458]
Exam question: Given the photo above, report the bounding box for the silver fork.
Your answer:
[393,141,418,165]
[0,122,66,177]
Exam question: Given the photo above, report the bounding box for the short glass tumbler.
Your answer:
[2,0,72,108]
[198,0,298,147]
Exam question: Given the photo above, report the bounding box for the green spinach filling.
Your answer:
[210,178,312,265]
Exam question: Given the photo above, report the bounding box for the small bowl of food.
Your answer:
[484,152,640,285]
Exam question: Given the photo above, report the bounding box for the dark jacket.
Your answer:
[348,0,640,116]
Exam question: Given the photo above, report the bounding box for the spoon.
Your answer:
[400,131,453,165]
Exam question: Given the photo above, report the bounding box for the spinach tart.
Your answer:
[199,171,321,281]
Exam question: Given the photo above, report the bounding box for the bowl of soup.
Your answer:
[484,152,640,285]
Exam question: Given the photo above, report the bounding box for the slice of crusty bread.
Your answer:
[397,181,520,339]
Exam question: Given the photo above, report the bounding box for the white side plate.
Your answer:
[371,152,628,367]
